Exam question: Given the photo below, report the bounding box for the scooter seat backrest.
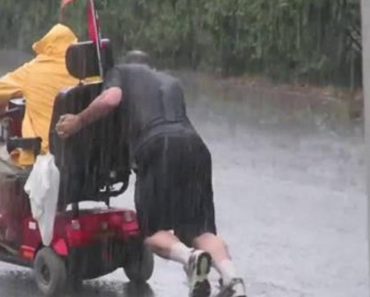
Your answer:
[49,40,130,207]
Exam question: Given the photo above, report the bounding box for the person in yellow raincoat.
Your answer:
[0,23,79,166]
[0,18,79,246]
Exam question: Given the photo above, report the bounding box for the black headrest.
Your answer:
[66,39,114,80]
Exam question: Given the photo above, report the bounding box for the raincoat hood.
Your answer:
[32,24,77,57]
[0,23,79,166]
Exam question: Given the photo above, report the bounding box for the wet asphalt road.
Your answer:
[0,71,368,297]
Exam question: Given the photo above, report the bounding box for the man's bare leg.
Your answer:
[145,230,212,297]
[193,233,246,297]
[144,230,191,263]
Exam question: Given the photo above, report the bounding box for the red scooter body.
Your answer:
[0,40,153,297]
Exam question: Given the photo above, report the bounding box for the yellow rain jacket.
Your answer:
[0,24,79,166]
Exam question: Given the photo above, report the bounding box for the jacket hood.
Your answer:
[32,24,78,57]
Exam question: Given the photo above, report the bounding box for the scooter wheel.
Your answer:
[34,247,67,297]
[123,245,154,283]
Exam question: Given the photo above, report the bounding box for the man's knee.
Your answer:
[144,230,180,258]
[174,219,217,245]
[193,233,228,251]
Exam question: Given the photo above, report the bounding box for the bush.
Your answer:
[0,0,362,87]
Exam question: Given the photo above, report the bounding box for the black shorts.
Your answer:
[134,133,217,245]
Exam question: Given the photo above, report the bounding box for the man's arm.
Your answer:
[79,87,122,127]
[56,86,122,138]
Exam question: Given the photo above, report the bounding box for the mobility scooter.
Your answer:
[0,38,154,296]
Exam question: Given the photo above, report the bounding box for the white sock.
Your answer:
[169,242,193,265]
[213,259,238,286]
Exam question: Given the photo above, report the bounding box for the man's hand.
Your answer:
[56,114,82,139]
[55,87,122,139]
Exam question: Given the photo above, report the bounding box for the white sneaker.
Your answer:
[216,278,247,297]
[185,250,212,297]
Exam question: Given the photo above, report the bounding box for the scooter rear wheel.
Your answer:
[34,247,67,297]
[123,245,154,283]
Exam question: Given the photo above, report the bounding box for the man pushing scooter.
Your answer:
[56,55,247,297]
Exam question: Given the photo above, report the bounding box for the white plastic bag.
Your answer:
[24,153,60,246]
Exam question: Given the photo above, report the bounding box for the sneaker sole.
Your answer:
[216,278,247,297]
[191,252,212,297]
[196,252,211,277]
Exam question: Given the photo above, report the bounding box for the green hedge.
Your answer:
[0,0,362,87]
